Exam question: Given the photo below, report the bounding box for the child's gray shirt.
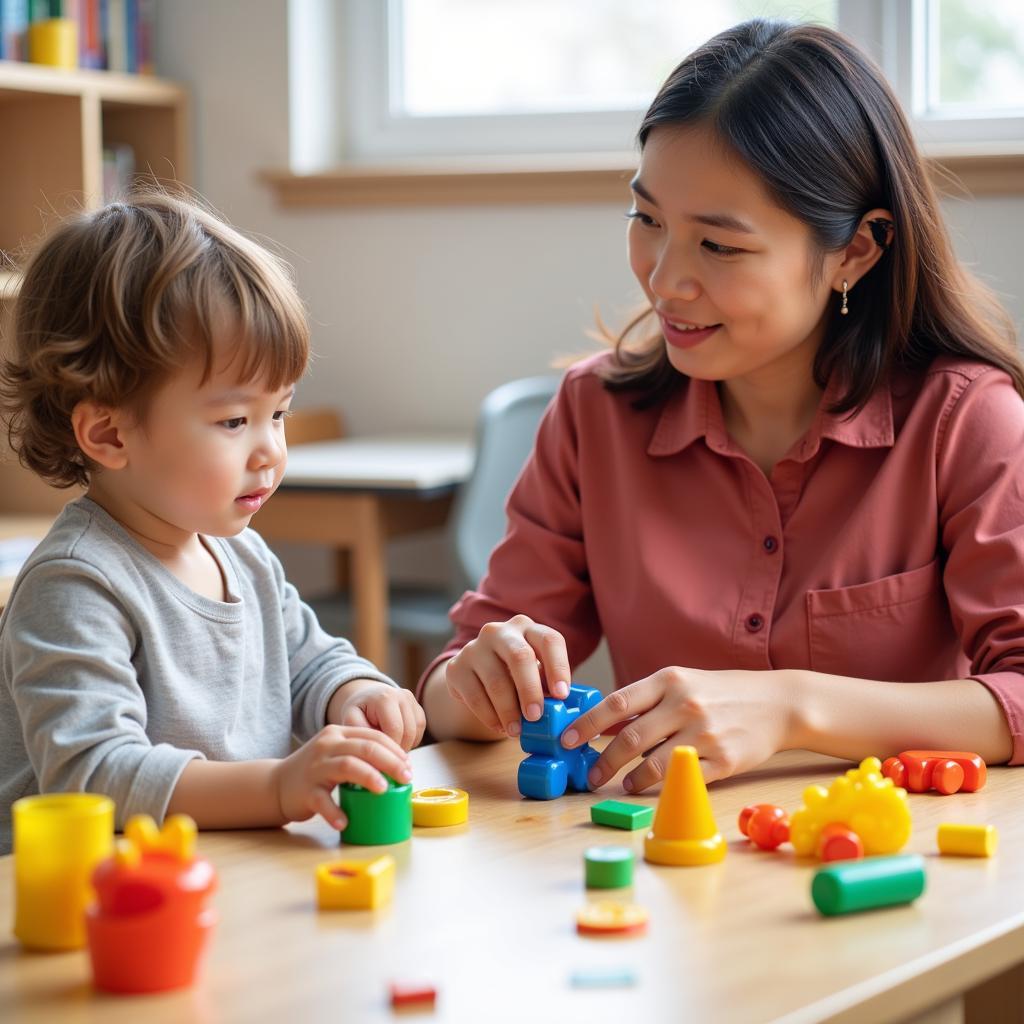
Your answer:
[0,496,396,852]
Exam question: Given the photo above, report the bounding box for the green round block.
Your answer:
[584,845,634,889]
[338,778,413,845]
[811,854,926,917]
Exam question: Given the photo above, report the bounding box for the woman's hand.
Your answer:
[445,614,573,737]
[560,667,799,791]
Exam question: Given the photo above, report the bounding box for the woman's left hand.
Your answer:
[559,667,798,792]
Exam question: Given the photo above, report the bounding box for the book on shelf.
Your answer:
[0,0,153,73]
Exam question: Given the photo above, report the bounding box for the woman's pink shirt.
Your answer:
[420,352,1024,763]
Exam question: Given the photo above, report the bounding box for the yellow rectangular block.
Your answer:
[316,855,395,910]
[937,823,997,858]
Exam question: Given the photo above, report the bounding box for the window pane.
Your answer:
[931,0,1024,113]
[395,0,837,117]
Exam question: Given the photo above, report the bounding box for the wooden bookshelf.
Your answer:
[0,59,190,514]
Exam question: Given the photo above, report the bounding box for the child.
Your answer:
[419,20,1024,790]
[0,191,424,854]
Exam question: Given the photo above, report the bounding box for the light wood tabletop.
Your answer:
[3,740,1023,1024]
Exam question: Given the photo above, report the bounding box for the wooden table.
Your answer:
[252,436,473,672]
[3,742,1023,1023]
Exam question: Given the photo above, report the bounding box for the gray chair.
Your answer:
[311,374,561,684]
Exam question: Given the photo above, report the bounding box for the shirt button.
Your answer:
[763,536,778,554]
[746,614,765,633]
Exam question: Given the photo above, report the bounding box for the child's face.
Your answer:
[117,348,295,538]
[627,123,841,385]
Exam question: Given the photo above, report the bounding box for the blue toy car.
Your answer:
[518,685,602,799]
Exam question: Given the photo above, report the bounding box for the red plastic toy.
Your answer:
[738,804,790,850]
[880,750,986,795]
[817,822,864,862]
[85,815,217,994]
[389,980,437,1009]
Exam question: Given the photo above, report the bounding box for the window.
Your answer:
[295,0,1024,166]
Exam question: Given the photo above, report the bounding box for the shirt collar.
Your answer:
[647,373,895,460]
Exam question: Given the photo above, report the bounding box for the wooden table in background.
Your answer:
[252,436,473,672]
[0,516,55,608]
[3,742,1023,1023]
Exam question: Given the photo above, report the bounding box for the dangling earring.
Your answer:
[840,279,849,316]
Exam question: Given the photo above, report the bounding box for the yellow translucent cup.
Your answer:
[12,793,115,950]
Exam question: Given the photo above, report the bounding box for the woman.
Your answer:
[418,20,1024,792]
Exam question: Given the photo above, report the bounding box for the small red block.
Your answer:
[389,981,437,1009]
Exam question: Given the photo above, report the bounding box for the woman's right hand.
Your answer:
[444,614,572,737]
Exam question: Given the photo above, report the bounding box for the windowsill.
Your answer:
[261,145,1024,207]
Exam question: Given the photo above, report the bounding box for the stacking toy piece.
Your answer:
[412,787,469,827]
[591,799,654,831]
[937,823,998,857]
[789,757,911,859]
[85,814,217,993]
[338,777,413,844]
[518,685,601,799]
[811,854,926,916]
[644,745,725,866]
[576,900,649,936]
[316,854,395,909]
[817,822,864,862]
[584,846,634,889]
[881,750,986,794]
[738,803,790,850]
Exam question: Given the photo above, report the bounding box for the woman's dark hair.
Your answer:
[600,19,1022,411]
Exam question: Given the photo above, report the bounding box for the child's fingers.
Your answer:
[403,700,426,749]
[325,724,408,763]
[368,694,405,745]
[320,755,391,792]
[523,623,571,701]
[312,787,347,830]
[342,705,371,730]
[473,645,527,737]
[489,624,545,724]
[329,736,413,785]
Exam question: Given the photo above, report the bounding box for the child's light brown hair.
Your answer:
[1,189,310,488]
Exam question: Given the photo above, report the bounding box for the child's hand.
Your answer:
[560,667,796,792]
[273,724,413,830]
[445,614,572,738]
[328,679,425,750]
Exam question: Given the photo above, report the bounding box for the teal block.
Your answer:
[590,799,654,831]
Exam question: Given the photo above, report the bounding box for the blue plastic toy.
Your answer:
[518,685,602,799]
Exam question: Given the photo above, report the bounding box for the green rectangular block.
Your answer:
[590,799,654,831]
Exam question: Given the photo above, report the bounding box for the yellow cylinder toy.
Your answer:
[27,18,78,69]
[13,793,115,949]
[937,823,997,858]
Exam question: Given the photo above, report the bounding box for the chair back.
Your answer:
[451,375,560,591]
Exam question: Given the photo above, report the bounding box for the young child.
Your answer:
[420,20,1024,789]
[0,191,424,854]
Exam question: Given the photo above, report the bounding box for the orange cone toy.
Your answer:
[644,746,726,866]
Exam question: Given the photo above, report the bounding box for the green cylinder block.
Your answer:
[811,854,926,917]
[584,845,635,889]
[338,778,413,845]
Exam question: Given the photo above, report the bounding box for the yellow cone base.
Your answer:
[644,830,726,866]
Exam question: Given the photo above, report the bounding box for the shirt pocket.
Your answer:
[806,560,957,681]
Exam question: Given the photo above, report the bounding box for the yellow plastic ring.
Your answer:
[411,787,469,827]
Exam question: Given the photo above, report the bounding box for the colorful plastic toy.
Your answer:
[738,803,790,850]
[584,846,634,889]
[591,799,654,831]
[518,685,601,799]
[937,823,998,857]
[881,750,986,794]
[12,792,115,950]
[644,745,725,866]
[338,777,413,845]
[569,967,638,988]
[316,854,395,909]
[811,854,926,916]
[389,980,437,1009]
[789,757,912,859]
[85,814,217,993]
[576,900,649,936]
[817,822,864,862]
[411,787,468,827]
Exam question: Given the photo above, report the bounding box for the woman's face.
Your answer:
[627,124,839,383]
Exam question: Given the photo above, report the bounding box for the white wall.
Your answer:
[156,0,1023,687]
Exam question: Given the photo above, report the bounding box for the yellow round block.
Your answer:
[411,787,469,827]
[937,823,997,858]
[576,901,649,936]
[28,18,78,69]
